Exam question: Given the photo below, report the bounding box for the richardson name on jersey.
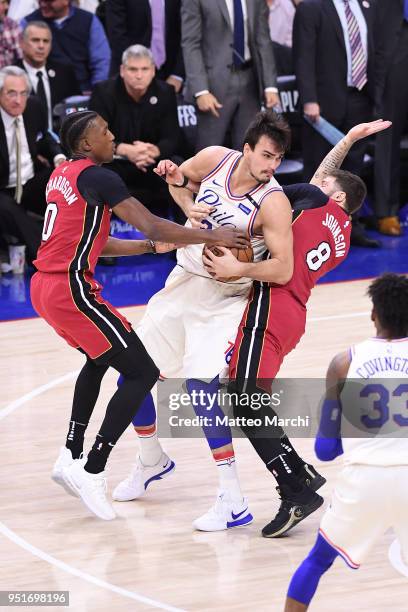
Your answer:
[46,175,78,206]
[322,213,347,257]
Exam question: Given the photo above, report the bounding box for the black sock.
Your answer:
[247,436,303,492]
[280,435,306,475]
[84,339,159,474]
[65,419,88,459]
[85,434,115,474]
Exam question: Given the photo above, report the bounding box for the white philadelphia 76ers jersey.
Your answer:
[177,150,282,283]
[340,337,408,466]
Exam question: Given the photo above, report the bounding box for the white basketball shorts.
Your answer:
[136,265,251,380]
[319,464,408,568]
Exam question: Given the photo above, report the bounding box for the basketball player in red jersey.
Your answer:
[202,119,392,536]
[30,110,248,521]
[151,119,390,534]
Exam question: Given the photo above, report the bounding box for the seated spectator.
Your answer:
[0,0,23,68]
[22,0,111,93]
[17,21,80,131]
[106,0,184,91]
[89,44,183,219]
[0,66,65,262]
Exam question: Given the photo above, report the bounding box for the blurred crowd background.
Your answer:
[1,0,407,266]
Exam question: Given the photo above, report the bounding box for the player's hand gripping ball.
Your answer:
[202,245,254,282]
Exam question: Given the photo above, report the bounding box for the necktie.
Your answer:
[14,118,23,205]
[343,0,367,90]
[404,0,408,22]
[36,71,48,112]
[150,0,166,69]
[233,0,245,66]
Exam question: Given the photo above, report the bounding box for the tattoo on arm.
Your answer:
[311,137,352,184]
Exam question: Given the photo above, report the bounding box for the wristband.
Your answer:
[149,240,157,254]
[174,175,189,188]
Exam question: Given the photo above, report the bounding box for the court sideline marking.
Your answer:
[0,373,185,612]
[1,307,406,599]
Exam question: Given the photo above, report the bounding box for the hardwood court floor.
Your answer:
[0,279,407,612]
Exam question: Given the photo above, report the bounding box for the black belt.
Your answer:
[230,59,253,72]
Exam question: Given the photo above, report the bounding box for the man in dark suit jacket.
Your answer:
[293,0,378,246]
[0,66,65,262]
[182,0,280,151]
[89,44,183,218]
[106,0,184,92]
[17,21,80,131]
[373,0,408,236]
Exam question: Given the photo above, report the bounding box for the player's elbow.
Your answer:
[273,260,293,285]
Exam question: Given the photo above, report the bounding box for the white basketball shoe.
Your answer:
[62,460,116,521]
[51,447,78,497]
[193,491,253,531]
[112,453,175,502]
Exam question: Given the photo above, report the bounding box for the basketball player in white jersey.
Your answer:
[285,273,408,611]
[111,111,294,525]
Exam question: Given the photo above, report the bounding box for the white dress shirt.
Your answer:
[332,0,368,88]
[0,107,34,189]
[195,0,277,97]
[23,61,53,130]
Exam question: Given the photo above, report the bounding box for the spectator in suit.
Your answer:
[0,66,65,261]
[106,0,184,92]
[89,45,183,219]
[293,0,379,247]
[17,21,80,131]
[22,0,110,93]
[0,0,23,68]
[373,0,408,236]
[182,0,280,152]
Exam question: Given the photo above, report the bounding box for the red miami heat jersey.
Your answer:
[34,158,111,274]
[282,199,351,305]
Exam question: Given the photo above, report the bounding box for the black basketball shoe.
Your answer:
[297,463,326,492]
[262,485,324,538]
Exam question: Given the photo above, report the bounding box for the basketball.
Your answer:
[202,244,254,282]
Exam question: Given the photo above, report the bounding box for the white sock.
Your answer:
[134,424,163,466]
[215,455,244,502]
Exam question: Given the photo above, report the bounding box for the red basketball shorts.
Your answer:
[229,285,306,393]
[31,270,136,363]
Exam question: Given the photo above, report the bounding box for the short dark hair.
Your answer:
[368,273,408,338]
[243,110,291,153]
[60,110,98,157]
[328,169,367,214]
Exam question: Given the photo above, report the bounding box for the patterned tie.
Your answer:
[233,0,245,67]
[150,0,166,69]
[14,118,23,205]
[343,0,367,90]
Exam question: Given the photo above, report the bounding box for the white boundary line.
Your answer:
[388,539,408,579]
[0,371,79,421]
[309,311,369,322]
[0,373,186,612]
[0,522,185,611]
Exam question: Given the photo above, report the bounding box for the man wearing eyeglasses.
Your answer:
[0,65,64,263]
